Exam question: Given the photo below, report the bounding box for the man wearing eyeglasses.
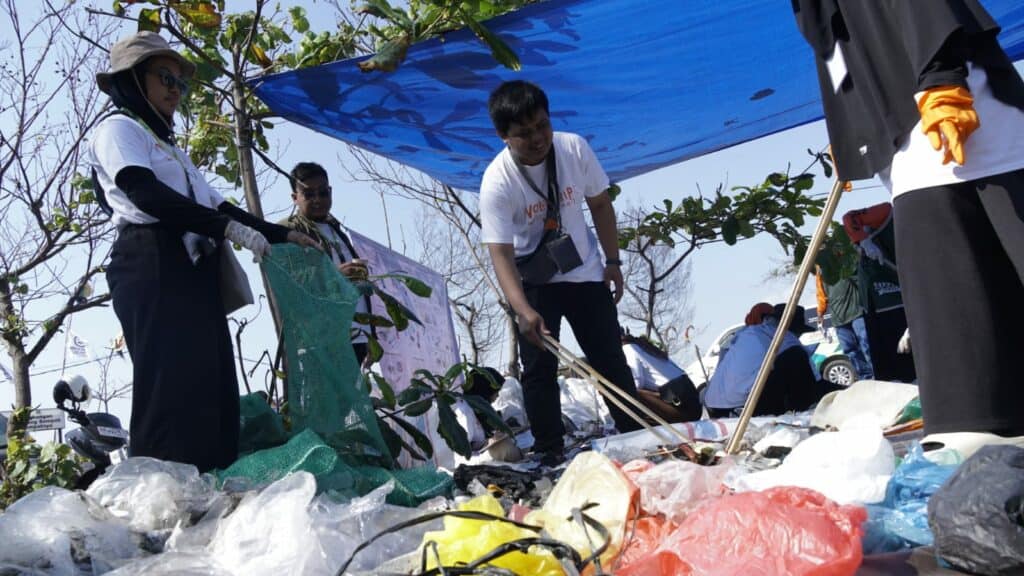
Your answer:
[479,80,643,467]
[279,161,374,365]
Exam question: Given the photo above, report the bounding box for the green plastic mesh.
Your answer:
[238,393,288,454]
[240,245,453,506]
[352,465,455,507]
[219,428,354,491]
[262,245,391,464]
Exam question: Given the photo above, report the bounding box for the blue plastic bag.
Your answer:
[862,444,957,554]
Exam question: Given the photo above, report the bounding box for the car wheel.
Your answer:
[822,357,856,386]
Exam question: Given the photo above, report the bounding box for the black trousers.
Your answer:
[894,168,1024,435]
[107,226,240,472]
[864,307,916,382]
[518,281,641,453]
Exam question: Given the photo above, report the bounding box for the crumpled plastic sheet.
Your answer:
[634,459,733,524]
[753,426,807,455]
[0,486,140,575]
[2,460,443,576]
[104,551,232,575]
[559,376,614,434]
[491,377,527,428]
[616,487,867,576]
[811,380,920,431]
[86,457,218,532]
[731,429,895,505]
[928,445,1024,575]
[862,444,957,554]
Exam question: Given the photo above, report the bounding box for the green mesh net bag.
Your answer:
[238,393,288,454]
[218,428,355,492]
[262,245,391,465]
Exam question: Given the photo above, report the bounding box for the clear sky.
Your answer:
[0,1,931,432]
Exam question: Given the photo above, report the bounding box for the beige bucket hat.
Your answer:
[96,31,195,94]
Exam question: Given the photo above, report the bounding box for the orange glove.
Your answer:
[918,86,979,166]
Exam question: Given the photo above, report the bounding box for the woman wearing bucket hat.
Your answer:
[88,32,317,472]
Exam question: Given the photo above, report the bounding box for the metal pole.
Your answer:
[724,176,848,454]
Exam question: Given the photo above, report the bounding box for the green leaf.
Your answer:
[396,385,425,405]
[357,35,411,73]
[389,414,434,458]
[366,336,384,364]
[737,218,756,239]
[138,8,162,32]
[353,312,395,328]
[793,174,814,192]
[459,9,520,71]
[372,373,396,409]
[721,216,739,245]
[288,6,310,33]
[392,274,432,298]
[378,419,405,459]
[436,399,471,458]
[403,398,433,417]
[462,394,512,436]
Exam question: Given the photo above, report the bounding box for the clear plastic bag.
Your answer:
[86,457,217,532]
[0,486,139,575]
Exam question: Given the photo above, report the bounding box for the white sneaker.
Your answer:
[921,431,1024,463]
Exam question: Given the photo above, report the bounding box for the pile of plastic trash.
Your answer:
[1,379,1022,575]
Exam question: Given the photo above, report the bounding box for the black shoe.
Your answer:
[538,450,565,468]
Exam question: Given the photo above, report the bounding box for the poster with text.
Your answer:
[350,230,461,468]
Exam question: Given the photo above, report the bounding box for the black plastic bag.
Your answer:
[928,445,1024,575]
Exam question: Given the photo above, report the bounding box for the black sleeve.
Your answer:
[114,166,230,239]
[217,202,291,244]
[918,29,969,91]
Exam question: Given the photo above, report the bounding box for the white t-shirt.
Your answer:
[885,64,1024,197]
[315,221,370,344]
[479,132,609,284]
[88,114,224,226]
[622,343,685,392]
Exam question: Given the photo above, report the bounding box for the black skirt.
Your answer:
[106,225,239,472]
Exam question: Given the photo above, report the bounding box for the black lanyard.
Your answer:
[513,146,560,231]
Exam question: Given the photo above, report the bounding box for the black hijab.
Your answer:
[107,64,174,144]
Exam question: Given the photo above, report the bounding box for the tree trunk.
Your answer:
[231,76,286,395]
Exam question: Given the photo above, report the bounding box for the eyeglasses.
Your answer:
[300,186,332,200]
[148,68,190,95]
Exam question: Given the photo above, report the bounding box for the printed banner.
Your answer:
[349,230,461,468]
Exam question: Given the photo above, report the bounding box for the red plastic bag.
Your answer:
[618,487,866,576]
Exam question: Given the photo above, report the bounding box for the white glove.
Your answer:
[224,220,271,263]
[897,329,912,354]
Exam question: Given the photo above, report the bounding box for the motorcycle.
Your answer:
[52,375,128,488]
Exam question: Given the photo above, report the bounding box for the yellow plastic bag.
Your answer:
[525,452,637,566]
[420,494,564,575]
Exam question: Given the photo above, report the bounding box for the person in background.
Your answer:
[88,32,318,472]
[621,331,702,423]
[815,266,874,381]
[279,162,375,366]
[702,303,822,418]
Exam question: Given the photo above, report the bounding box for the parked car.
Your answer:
[686,312,856,387]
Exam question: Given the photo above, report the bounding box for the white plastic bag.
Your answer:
[636,459,733,524]
[0,487,139,575]
[732,429,895,504]
[86,457,216,532]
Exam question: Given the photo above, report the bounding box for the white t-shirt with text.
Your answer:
[479,132,609,284]
[88,114,224,227]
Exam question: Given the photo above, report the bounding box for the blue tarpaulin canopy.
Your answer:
[253,0,1024,192]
